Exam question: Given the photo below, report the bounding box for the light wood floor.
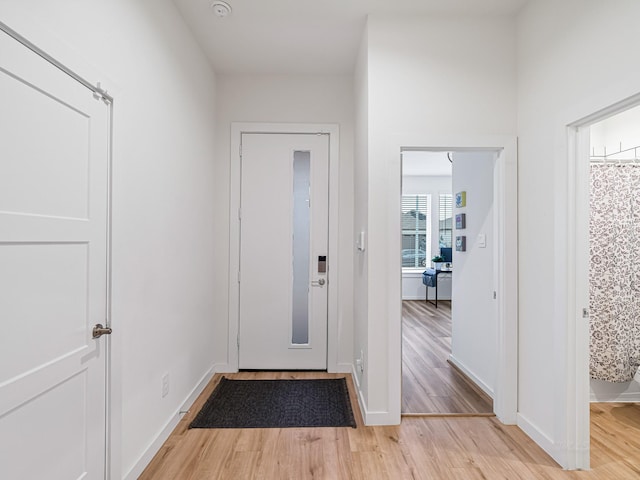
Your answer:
[402,300,493,414]
[141,372,640,479]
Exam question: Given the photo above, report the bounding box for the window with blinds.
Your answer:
[439,193,453,248]
[401,195,431,268]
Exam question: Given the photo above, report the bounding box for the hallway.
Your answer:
[402,300,493,414]
[141,372,640,479]
[3,2,640,475]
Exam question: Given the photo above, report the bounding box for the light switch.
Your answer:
[477,234,486,248]
[357,231,366,252]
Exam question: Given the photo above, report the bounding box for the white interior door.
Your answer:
[239,133,329,369]
[0,30,110,479]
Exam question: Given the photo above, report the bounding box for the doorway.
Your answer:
[571,101,640,469]
[400,149,497,415]
[228,123,341,373]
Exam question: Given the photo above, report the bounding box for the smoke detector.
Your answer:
[211,1,232,17]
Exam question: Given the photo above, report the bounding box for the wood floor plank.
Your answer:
[589,403,640,478]
[140,373,640,479]
[402,300,493,414]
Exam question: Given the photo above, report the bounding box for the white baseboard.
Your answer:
[361,410,398,425]
[402,296,451,301]
[349,365,397,426]
[516,412,560,465]
[336,362,353,374]
[518,412,590,470]
[351,364,366,424]
[590,388,640,402]
[211,362,237,374]
[590,375,640,402]
[448,355,494,399]
[124,364,219,480]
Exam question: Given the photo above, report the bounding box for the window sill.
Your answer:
[402,268,427,277]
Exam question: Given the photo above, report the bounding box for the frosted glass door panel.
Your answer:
[292,152,310,344]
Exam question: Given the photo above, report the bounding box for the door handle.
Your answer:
[311,278,326,287]
[93,323,113,339]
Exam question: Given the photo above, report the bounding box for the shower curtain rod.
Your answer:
[590,144,640,163]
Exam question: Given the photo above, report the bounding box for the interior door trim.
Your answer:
[228,123,341,373]
[0,20,113,104]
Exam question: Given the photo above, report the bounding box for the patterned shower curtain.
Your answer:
[590,163,640,382]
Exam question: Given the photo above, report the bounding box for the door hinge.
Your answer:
[92,82,112,105]
[238,208,242,220]
[237,335,240,349]
[237,270,241,283]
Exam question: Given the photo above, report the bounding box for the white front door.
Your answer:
[239,133,329,369]
[0,30,110,479]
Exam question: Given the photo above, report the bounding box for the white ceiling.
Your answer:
[172,0,528,75]
[402,151,452,177]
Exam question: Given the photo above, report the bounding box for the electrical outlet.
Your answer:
[162,373,169,398]
[359,350,365,373]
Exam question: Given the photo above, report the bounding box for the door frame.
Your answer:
[0,19,116,479]
[566,92,640,470]
[385,134,518,425]
[399,148,503,411]
[228,123,340,372]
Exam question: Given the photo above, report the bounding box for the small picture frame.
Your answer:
[455,236,466,252]
[455,213,466,229]
[455,191,466,208]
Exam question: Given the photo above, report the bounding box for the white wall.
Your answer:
[450,152,496,397]
[590,105,640,401]
[402,175,452,300]
[357,14,516,422]
[0,0,218,477]
[402,270,452,301]
[353,26,370,404]
[591,104,640,157]
[516,0,640,467]
[403,176,452,194]
[590,378,640,402]
[213,74,355,371]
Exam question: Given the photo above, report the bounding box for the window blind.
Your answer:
[401,194,430,268]
[438,193,453,248]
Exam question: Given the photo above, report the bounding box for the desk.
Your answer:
[422,268,452,309]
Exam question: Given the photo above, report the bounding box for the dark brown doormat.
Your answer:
[189,377,357,429]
